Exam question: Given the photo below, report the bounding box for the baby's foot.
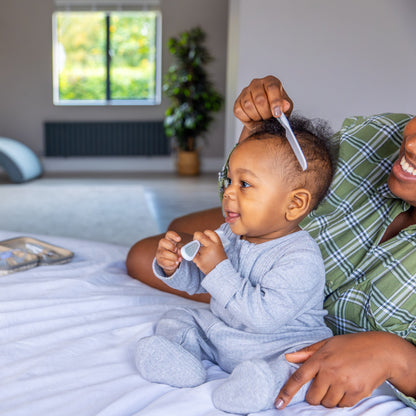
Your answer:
[135,335,206,387]
[212,359,276,414]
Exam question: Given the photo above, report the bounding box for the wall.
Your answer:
[226,0,416,154]
[0,0,228,167]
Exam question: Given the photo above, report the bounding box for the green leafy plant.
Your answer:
[163,27,223,151]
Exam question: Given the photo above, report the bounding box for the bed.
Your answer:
[1,229,414,416]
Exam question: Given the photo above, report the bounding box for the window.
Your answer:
[52,2,161,105]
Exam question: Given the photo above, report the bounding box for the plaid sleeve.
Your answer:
[387,382,416,410]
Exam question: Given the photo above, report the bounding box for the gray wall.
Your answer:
[226,0,416,154]
[0,0,228,159]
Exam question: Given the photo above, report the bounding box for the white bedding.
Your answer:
[0,230,414,416]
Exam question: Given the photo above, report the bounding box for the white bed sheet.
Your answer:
[0,230,414,416]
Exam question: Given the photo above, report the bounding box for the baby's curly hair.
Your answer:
[245,114,337,211]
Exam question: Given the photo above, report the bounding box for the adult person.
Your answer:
[126,75,416,410]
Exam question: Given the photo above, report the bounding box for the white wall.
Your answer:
[226,0,416,154]
[0,0,228,162]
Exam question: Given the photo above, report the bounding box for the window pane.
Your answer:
[55,12,106,101]
[110,12,157,101]
[53,10,160,105]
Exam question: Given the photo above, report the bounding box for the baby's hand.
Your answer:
[155,231,182,276]
[193,230,227,275]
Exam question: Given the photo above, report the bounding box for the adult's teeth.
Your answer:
[400,156,416,175]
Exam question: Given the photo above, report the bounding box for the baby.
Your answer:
[135,116,335,413]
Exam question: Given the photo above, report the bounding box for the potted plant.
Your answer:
[163,26,223,175]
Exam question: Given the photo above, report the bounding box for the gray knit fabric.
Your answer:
[137,223,332,413]
[135,335,206,387]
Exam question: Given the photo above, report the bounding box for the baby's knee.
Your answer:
[156,310,195,339]
[156,310,203,358]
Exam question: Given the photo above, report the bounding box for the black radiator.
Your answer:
[44,121,170,157]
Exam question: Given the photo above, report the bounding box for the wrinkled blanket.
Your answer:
[0,231,414,416]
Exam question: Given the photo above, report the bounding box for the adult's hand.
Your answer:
[274,332,416,409]
[233,75,294,131]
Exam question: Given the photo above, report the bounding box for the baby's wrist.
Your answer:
[162,265,178,277]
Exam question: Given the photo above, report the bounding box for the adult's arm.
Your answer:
[274,332,416,409]
[125,207,223,302]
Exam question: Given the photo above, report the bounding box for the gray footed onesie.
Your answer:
[135,223,332,413]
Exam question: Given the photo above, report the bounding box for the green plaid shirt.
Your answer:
[301,113,416,408]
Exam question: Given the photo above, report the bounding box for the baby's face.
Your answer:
[222,138,297,243]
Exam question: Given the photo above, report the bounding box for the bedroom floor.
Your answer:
[39,171,221,230]
[0,171,221,246]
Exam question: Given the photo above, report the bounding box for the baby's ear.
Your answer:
[285,189,311,222]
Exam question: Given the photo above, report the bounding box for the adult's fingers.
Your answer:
[285,339,327,363]
[275,359,320,409]
[263,76,293,116]
[233,76,293,129]
[314,383,345,408]
[309,379,369,408]
[233,86,263,124]
[337,391,370,408]
[259,75,293,117]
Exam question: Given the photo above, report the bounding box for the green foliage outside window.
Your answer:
[54,11,158,103]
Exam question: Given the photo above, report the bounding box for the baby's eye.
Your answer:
[241,181,250,188]
[224,177,232,188]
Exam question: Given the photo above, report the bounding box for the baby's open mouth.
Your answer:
[224,211,240,223]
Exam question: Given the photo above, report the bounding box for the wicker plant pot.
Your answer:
[177,150,200,176]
